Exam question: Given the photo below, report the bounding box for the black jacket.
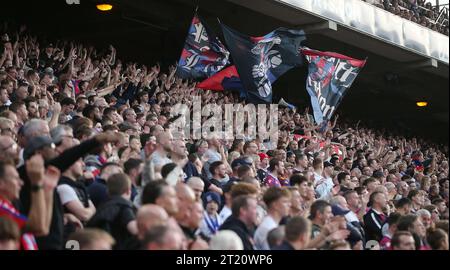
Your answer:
[363,208,386,242]
[87,196,136,250]
[219,216,255,250]
[58,176,92,239]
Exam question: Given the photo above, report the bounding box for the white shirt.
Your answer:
[199,211,223,239]
[203,149,221,179]
[314,173,333,200]
[219,206,232,222]
[254,215,278,250]
[57,184,79,205]
[151,151,172,168]
[17,148,25,168]
[345,211,360,224]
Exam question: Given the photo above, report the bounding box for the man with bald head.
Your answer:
[142,180,179,217]
[174,183,196,222]
[150,131,173,173]
[171,139,188,168]
[143,225,185,250]
[0,135,19,163]
[187,177,205,202]
[137,204,169,240]
[172,183,208,249]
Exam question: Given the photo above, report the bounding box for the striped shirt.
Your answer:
[0,196,38,250]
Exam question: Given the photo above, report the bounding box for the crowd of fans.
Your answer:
[0,23,448,251]
[365,0,449,35]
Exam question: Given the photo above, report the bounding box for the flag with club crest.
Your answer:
[176,14,230,79]
[220,24,306,104]
[302,48,367,125]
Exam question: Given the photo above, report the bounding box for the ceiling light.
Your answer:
[97,4,113,11]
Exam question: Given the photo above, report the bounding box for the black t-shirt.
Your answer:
[18,166,64,250]
[219,216,255,251]
[87,196,136,250]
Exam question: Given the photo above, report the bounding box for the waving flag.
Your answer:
[303,48,366,125]
[176,14,230,79]
[197,65,241,91]
[221,24,306,104]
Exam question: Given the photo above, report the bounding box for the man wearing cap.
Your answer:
[18,131,120,249]
[199,192,223,240]
[330,195,365,246]
[313,158,335,200]
[229,158,253,184]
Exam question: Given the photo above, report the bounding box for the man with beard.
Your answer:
[150,131,173,174]
[24,97,40,119]
[170,139,189,168]
[82,105,102,124]
[75,96,89,115]
[207,161,228,195]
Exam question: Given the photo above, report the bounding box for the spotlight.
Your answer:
[416,101,428,107]
[96,3,113,11]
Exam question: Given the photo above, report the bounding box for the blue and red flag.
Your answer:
[176,15,230,79]
[303,48,367,125]
[221,24,306,104]
[197,65,241,91]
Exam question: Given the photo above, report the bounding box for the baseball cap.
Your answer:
[323,161,334,168]
[23,136,55,160]
[331,204,350,216]
[204,192,221,207]
[372,170,384,179]
[258,153,269,161]
[231,158,252,170]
